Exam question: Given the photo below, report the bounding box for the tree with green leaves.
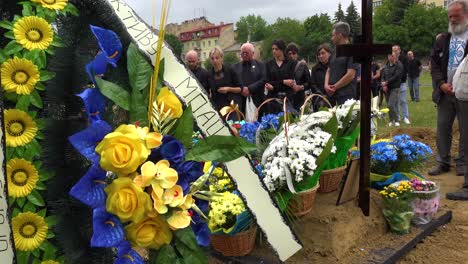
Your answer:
[235,14,269,43]
[374,1,447,56]
[303,13,333,63]
[261,18,306,60]
[402,4,447,56]
[165,34,183,59]
[345,1,361,36]
[334,3,345,22]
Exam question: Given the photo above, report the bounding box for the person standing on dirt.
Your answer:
[430,0,468,200]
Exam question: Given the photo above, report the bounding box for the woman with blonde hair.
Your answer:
[208,47,243,118]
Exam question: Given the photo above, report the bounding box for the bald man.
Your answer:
[231,43,266,110]
[185,50,211,95]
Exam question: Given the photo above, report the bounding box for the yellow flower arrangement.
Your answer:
[7,158,39,198]
[31,0,68,10]
[1,57,40,95]
[95,126,151,176]
[12,212,48,251]
[13,16,54,50]
[156,87,183,118]
[4,109,38,147]
[125,216,173,249]
[208,192,245,233]
[105,177,152,223]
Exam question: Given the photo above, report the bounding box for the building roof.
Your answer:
[179,23,233,42]
[224,41,263,52]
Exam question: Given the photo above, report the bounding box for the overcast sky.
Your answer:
[124,0,359,26]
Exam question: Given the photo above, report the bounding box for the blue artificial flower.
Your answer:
[191,199,210,247]
[116,240,144,264]
[255,163,265,178]
[91,207,124,247]
[76,87,107,123]
[86,52,109,85]
[69,164,107,208]
[90,25,122,67]
[68,120,112,164]
[239,122,260,143]
[155,136,186,165]
[260,114,280,130]
[176,161,203,194]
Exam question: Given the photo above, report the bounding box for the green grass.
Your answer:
[376,70,437,136]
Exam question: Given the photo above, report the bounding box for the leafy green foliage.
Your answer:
[345,0,361,36]
[261,18,306,60]
[95,77,130,110]
[165,34,183,59]
[173,106,194,149]
[303,14,333,63]
[334,3,346,22]
[373,0,444,56]
[235,14,269,43]
[127,43,152,126]
[186,135,256,162]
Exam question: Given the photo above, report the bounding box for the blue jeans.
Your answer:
[395,83,409,120]
[408,77,419,101]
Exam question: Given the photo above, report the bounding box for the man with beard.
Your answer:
[185,50,211,96]
[430,0,468,200]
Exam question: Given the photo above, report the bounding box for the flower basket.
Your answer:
[288,184,319,217]
[210,225,257,256]
[318,165,347,193]
[411,186,440,225]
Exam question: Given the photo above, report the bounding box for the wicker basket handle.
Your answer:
[300,93,333,117]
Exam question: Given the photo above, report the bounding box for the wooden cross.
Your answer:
[336,0,392,216]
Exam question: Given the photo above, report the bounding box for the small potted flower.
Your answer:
[410,178,440,225]
[379,181,414,234]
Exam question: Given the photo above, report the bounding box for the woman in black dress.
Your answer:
[264,39,297,114]
[208,47,243,118]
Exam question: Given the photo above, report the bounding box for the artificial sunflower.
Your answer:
[13,16,54,50]
[7,159,39,198]
[12,212,48,251]
[4,109,38,147]
[31,0,68,10]
[1,57,40,95]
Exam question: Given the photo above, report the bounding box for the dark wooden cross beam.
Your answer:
[336,0,392,216]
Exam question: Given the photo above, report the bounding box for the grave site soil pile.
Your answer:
[211,127,468,263]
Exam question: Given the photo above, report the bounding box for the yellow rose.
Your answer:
[125,216,173,249]
[156,87,183,118]
[105,177,152,223]
[95,129,150,176]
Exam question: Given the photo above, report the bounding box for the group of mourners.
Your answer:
[185,22,359,119]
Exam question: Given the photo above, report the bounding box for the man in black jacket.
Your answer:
[431,0,468,200]
[185,50,211,96]
[381,53,403,126]
[231,43,266,112]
